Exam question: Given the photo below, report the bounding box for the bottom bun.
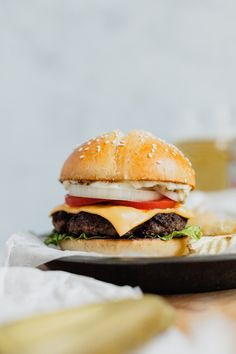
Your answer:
[59,238,189,257]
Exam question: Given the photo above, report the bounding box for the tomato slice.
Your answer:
[65,195,106,207]
[109,199,177,210]
[65,195,177,210]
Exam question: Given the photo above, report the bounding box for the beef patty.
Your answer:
[52,211,187,238]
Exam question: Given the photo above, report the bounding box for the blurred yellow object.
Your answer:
[0,295,175,354]
[176,139,229,191]
[229,138,236,187]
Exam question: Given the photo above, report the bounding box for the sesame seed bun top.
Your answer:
[60,129,195,188]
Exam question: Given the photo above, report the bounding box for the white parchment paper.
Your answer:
[1,231,109,268]
[0,267,141,325]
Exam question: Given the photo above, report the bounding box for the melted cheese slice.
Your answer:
[50,204,193,237]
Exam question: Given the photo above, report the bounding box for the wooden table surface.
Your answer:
[167,289,236,332]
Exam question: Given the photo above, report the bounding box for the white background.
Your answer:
[1,0,236,244]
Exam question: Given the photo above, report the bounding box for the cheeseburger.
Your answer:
[46,130,201,256]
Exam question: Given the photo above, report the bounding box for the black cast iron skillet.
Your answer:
[46,253,236,294]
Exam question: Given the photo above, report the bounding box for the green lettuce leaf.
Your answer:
[44,225,202,246]
[44,231,108,246]
[157,225,202,241]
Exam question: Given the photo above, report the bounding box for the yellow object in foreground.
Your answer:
[0,295,174,354]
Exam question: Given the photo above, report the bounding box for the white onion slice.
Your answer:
[65,184,162,201]
[159,189,179,202]
[157,187,189,202]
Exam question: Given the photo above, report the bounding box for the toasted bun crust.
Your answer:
[60,130,195,188]
[59,238,189,257]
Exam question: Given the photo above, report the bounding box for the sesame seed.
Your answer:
[87,141,91,145]
[152,143,157,149]
[105,140,110,144]
[80,155,85,159]
[78,147,83,152]
[96,138,100,142]
[158,138,167,144]
[118,139,125,146]
[96,146,101,152]
[164,148,169,152]
[184,178,187,183]
[147,152,152,158]
[186,157,192,166]
[84,147,89,151]
[156,161,161,165]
